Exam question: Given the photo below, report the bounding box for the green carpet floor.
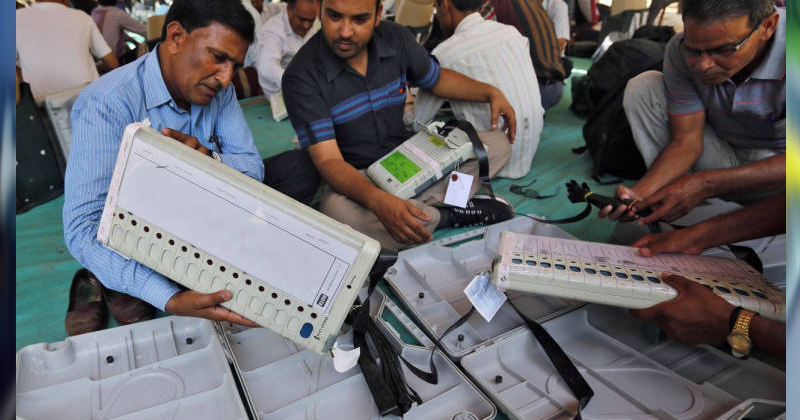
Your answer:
[15,57,633,352]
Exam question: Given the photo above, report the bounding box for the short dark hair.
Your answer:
[98,0,117,6]
[440,0,482,12]
[161,0,255,44]
[320,0,379,13]
[681,0,776,27]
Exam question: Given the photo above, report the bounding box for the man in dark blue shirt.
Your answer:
[276,0,517,250]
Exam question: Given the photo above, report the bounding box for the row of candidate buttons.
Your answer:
[506,251,783,319]
[506,253,677,302]
[510,255,664,284]
[110,216,318,341]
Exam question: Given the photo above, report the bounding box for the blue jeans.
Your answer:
[539,79,564,110]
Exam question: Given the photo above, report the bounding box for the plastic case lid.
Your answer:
[461,304,785,420]
[221,288,498,420]
[16,291,498,420]
[383,216,582,359]
[16,317,249,420]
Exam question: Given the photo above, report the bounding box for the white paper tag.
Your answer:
[331,342,361,373]
[443,171,473,209]
[464,272,507,322]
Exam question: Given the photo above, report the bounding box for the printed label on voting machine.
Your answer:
[464,272,506,322]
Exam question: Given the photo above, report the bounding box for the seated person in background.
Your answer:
[275,0,517,250]
[261,0,288,22]
[63,0,263,335]
[631,273,785,358]
[242,0,265,67]
[541,0,570,55]
[491,0,567,109]
[256,0,320,99]
[16,0,119,105]
[633,192,785,257]
[91,0,146,64]
[415,0,543,179]
[600,0,785,225]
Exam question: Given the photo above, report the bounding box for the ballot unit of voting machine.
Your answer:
[96,122,380,355]
[490,231,786,322]
[383,217,785,420]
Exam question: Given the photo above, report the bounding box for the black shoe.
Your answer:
[449,194,514,228]
[65,269,108,336]
[103,288,155,325]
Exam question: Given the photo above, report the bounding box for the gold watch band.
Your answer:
[732,309,756,335]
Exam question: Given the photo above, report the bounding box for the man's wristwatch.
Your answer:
[210,150,222,162]
[727,307,756,358]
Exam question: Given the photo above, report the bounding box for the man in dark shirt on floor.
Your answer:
[273,0,518,250]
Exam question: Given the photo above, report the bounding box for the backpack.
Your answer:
[574,38,666,180]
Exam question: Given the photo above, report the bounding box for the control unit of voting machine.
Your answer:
[367,120,483,199]
[97,122,381,354]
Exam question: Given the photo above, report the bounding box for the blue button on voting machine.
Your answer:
[300,322,314,338]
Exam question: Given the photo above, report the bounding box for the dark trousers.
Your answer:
[539,78,565,110]
[263,149,321,205]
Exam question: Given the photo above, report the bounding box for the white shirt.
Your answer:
[415,13,543,179]
[255,8,318,98]
[242,0,263,67]
[261,1,286,23]
[16,2,112,104]
[542,0,570,42]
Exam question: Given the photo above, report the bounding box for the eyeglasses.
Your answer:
[680,19,763,59]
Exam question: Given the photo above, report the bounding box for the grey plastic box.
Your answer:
[383,217,786,419]
[43,85,83,161]
[16,290,496,420]
[384,217,582,359]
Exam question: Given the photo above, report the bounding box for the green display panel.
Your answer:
[379,151,421,183]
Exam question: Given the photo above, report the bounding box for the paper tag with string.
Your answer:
[444,170,472,208]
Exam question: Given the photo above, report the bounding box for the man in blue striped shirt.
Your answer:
[63,0,263,333]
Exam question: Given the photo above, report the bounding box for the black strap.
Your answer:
[516,203,593,225]
[350,254,439,417]
[436,297,593,419]
[507,299,594,419]
[726,243,764,274]
[444,120,494,199]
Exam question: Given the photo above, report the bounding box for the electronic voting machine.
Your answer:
[97,122,381,354]
[491,231,786,321]
[367,120,481,199]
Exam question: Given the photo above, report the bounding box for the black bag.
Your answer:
[569,75,593,118]
[578,38,665,180]
[632,25,676,44]
[16,83,65,214]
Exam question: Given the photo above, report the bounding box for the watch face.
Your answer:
[727,333,752,354]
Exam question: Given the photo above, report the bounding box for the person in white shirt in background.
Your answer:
[255,0,320,99]
[414,0,543,179]
[16,0,119,104]
[541,0,569,54]
[91,0,146,63]
[261,0,287,22]
[242,0,264,67]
